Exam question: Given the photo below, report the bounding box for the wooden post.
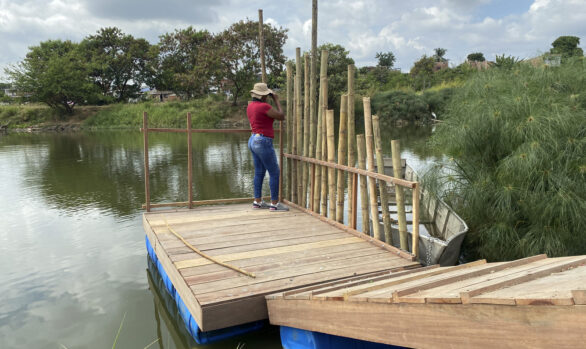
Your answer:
[326,109,336,218]
[309,0,318,194]
[412,183,420,258]
[187,112,193,209]
[363,97,381,241]
[336,94,348,223]
[313,50,328,212]
[258,9,266,84]
[351,172,358,229]
[291,70,298,204]
[286,62,293,200]
[295,48,303,204]
[356,135,370,236]
[347,64,356,221]
[302,53,310,208]
[143,112,150,212]
[319,74,328,216]
[372,114,392,244]
[392,139,409,251]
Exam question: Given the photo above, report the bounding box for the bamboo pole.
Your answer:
[313,84,323,212]
[258,9,266,84]
[309,0,318,192]
[412,183,420,258]
[326,109,336,219]
[291,71,298,204]
[286,62,293,200]
[143,112,150,212]
[392,139,409,250]
[347,64,356,221]
[313,50,328,212]
[302,53,310,207]
[372,114,392,244]
[363,97,382,241]
[356,135,370,236]
[351,172,358,229]
[320,75,328,216]
[336,94,348,223]
[295,48,303,205]
[187,112,193,209]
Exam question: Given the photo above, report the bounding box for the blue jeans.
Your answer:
[248,134,280,201]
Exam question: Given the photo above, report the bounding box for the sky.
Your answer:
[1,0,585,80]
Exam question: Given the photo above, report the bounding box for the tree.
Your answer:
[410,55,435,90]
[375,51,396,69]
[5,40,96,114]
[81,27,153,102]
[433,48,447,62]
[153,27,214,98]
[494,54,522,69]
[214,19,288,105]
[467,52,486,62]
[550,35,584,59]
[317,43,355,108]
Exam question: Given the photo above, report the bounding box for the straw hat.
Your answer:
[250,82,273,97]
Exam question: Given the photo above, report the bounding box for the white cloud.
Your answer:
[0,0,585,79]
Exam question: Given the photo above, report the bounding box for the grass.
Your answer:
[83,97,239,129]
[425,57,586,262]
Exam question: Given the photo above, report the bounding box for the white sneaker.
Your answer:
[269,202,289,211]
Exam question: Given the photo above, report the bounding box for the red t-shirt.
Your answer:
[247,101,274,138]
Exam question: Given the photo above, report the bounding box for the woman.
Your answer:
[247,82,289,211]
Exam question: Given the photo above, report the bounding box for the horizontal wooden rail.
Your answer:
[284,153,417,189]
[140,128,283,134]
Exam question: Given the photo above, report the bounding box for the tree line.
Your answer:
[4,21,288,113]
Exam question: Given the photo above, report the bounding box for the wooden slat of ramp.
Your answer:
[266,255,586,349]
[143,203,418,332]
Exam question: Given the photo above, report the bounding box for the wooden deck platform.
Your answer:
[267,254,586,348]
[142,203,420,331]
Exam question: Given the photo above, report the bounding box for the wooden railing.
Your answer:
[140,111,282,211]
[141,109,420,259]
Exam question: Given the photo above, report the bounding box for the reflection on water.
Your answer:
[0,126,434,348]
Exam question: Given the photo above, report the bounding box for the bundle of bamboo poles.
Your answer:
[281,0,419,257]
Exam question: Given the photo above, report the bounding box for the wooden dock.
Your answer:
[267,254,586,348]
[143,203,420,332]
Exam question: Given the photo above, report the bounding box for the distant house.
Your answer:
[433,61,449,72]
[148,89,179,102]
[467,60,492,70]
[543,54,562,67]
[3,87,32,98]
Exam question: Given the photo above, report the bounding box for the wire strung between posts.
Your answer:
[164,220,256,278]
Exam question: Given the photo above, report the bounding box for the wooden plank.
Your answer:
[309,265,440,301]
[462,256,586,304]
[159,225,341,252]
[147,210,301,228]
[143,215,204,329]
[165,232,350,257]
[197,258,418,306]
[472,264,586,305]
[174,237,364,269]
[184,247,392,286]
[344,260,487,302]
[178,242,378,276]
[189,251,398,295]
[266,297,586,349]
[393,254,548,303]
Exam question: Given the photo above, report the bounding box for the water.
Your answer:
[0,126,437,348]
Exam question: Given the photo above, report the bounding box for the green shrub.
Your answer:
[426,58,586,261]
[370,88,454,124]
[84,96,230,128]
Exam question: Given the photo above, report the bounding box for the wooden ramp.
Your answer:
[143,203,419,332]
[267,255,586,349]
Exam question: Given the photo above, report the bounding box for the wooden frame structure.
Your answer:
[267,255,586,348]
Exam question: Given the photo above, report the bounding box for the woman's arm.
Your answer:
[266,93,285,120]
